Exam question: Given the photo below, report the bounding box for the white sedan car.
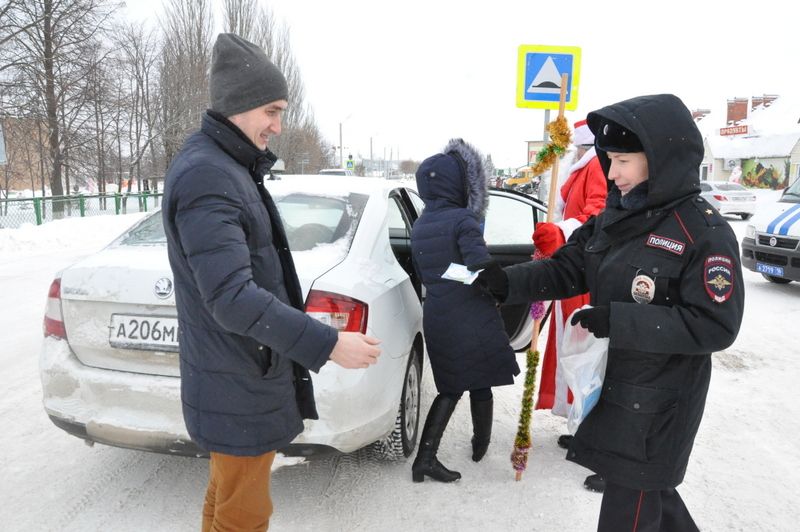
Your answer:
[699,181,757,220]
[40,176,546,459]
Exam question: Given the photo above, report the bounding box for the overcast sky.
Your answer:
[124,0,798,169]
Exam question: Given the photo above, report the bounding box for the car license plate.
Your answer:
[756,263,784,277]
[109,314,179,352]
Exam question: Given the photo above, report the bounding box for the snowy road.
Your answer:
[2,206,799,531]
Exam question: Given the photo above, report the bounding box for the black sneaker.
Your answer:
[584,473,605,493]
[557,434,573,449]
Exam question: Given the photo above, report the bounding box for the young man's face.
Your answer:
[606,151,648,195]
[228,99,288,150]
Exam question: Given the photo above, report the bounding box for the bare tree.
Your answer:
[0,0,46,67]
[0,0,117,215]
[400,159,421,176]
[222,0,259,41]
[158,0,213,167]
[483,154,496,182]
[85,47,113,198]
[115,23,162,190]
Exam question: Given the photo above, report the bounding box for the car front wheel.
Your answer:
[371,345,421,460]
[762,273,792,284]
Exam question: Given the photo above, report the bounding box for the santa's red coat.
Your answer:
[537,154,607,413]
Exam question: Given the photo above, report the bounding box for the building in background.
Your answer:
[695,95,800,189]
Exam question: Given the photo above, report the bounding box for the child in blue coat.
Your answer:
[410,139,519,483]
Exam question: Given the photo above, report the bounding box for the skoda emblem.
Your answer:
[769,236,777,247]
[154,277,173,299]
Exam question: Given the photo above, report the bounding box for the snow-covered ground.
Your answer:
[1,191,798,531]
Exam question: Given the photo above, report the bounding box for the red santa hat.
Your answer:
[573,119,594,146]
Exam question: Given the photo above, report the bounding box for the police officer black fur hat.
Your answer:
[595,120,644,153]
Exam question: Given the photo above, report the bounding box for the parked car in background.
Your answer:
[318,168,354,176]
[40,177,548,459]
[503,169,541,197]
[699,181,757,220]
[741,178,800,284]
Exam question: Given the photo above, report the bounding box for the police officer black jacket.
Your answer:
[504,94,745,490]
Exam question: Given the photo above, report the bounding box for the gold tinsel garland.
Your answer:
[510,117,571,479]
[511,347,540,475]
[527,116,572,176]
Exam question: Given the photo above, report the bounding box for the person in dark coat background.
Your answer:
[410,138,520,483]
[162,33,381,531]
[474,94,744,531]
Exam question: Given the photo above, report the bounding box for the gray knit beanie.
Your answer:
[209,33,289,117]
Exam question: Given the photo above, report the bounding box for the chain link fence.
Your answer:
[0,192,163,229]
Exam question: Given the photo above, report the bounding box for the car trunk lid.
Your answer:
[60,245,181,377]
[59,242,350,377]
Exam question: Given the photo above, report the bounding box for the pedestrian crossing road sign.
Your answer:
[516,44,581,110]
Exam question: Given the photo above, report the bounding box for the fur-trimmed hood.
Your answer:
[415,138,489,218]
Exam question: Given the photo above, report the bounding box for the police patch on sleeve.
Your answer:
[704,255,734,303]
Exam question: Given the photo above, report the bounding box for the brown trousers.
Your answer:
[202,450,276,532]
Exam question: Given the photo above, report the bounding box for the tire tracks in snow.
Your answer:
[48,451,149,531]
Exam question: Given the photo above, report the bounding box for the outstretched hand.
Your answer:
[468,260,509,302]
[330,332,382,369]
[570,306,610,339]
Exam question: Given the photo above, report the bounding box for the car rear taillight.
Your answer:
[713,194,728,201]
[44,278,67,339]
[305,290,368,333]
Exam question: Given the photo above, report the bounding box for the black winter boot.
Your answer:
[470,397,493,462]
[411,395,461,483]
[584,473,606,493]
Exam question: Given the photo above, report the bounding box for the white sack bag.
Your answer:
[561,305,609,434]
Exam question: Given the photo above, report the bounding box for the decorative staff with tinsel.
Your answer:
[511,73,571,481]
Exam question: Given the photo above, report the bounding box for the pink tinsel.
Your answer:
[530,300,546,320]
[511,444,531,472]
[528,249,549,320]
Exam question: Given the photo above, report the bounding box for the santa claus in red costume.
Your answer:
[532,119,607,421]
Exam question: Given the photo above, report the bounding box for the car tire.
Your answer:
[740,213,753,220]
[761,273,792,284]
[371,346,421,460]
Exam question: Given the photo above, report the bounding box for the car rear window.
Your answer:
[275,193,368,252]
[716,183,746,191]
[118,212,167,246]
[116,192,368,252]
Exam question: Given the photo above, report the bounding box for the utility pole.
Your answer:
[339,123,343,168]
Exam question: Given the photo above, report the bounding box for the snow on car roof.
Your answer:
[265,175,405,197]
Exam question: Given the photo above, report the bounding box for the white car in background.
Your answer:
[318,168,354,176]
[698,181,757,220]
[40,177,547,459]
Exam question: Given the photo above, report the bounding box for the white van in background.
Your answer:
[741,179,800,284]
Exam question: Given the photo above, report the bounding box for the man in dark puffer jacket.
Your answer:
[162,33,381,531]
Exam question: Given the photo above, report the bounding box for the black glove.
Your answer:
[570,306,610,339]
[468,260,509,302]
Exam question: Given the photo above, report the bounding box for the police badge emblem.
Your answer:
[631,274,656,304]
[704,255,734,303]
